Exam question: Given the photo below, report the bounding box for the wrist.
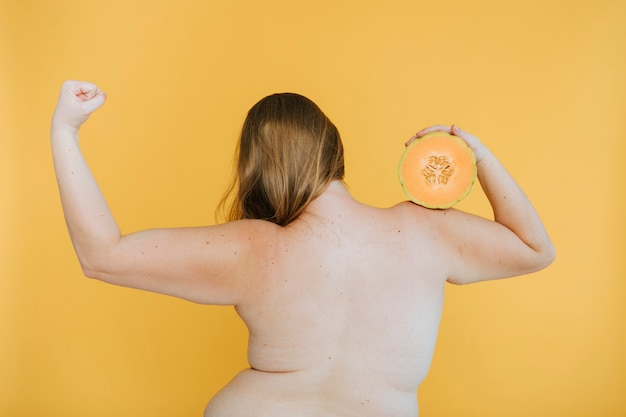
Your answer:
[51,119,79,139]
[50,126,80,145]
[475,148,496,172]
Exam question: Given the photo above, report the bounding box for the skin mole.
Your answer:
[52,82,555,417]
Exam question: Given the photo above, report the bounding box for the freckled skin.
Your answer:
[206,182,446,417]
[205,169,552,416]
[51,83,554,417]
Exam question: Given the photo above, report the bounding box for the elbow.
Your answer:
[448,243,556,286]
[77,253,114,281]
[527,241,556,274]
[80,261,107,281]
[73,239,123,281]
[76,238,126,283]
[539,242,557,270]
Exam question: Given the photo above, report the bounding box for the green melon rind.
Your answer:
[398,131,477,209]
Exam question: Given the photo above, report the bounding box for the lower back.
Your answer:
[204,368,420,417]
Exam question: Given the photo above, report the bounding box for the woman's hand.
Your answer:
[406,125,555,283]
[51,80,107,134]
[407,124,489,163]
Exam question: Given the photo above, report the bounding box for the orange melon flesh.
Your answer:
[398,131,477,209]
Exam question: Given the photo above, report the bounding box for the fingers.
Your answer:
[412,124,474,141]
[404,134,418,147]
[81,90,107,114]
[451,124,472,140]
[63,80,104,101]
[451,124,481,147]
[416,125,452,138]
[408,125,486,161]
[52,80,107,132]
[67,80,106,109]
[406,124,453,147]
[451,125,488,162]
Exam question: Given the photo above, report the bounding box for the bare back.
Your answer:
[51,84,555,417]
[205,181,448,417]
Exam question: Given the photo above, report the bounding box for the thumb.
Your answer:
[451,124,487,162]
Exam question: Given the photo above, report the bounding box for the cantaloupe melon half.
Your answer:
[398,131,477,209]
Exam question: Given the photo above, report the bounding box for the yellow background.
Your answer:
[1,0,625,415]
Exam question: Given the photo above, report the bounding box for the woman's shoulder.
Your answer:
[384,201,472,234]
[387,200,441,220]
[220,218,283,241]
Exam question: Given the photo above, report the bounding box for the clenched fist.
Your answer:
[51,80,107,133]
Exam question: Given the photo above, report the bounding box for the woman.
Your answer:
[51,80,555,416]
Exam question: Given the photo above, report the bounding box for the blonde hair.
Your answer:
[218,93,344,226]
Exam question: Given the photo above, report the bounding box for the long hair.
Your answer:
[218,93,344,226]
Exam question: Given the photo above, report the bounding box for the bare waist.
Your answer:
[204,368,419,417]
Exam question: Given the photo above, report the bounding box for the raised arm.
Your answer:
[51,81,118,264]
[50,81,264,304]
[414,125,555,284]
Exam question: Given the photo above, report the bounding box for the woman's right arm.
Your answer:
[51,81,268,305]
[416,125,556,285]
